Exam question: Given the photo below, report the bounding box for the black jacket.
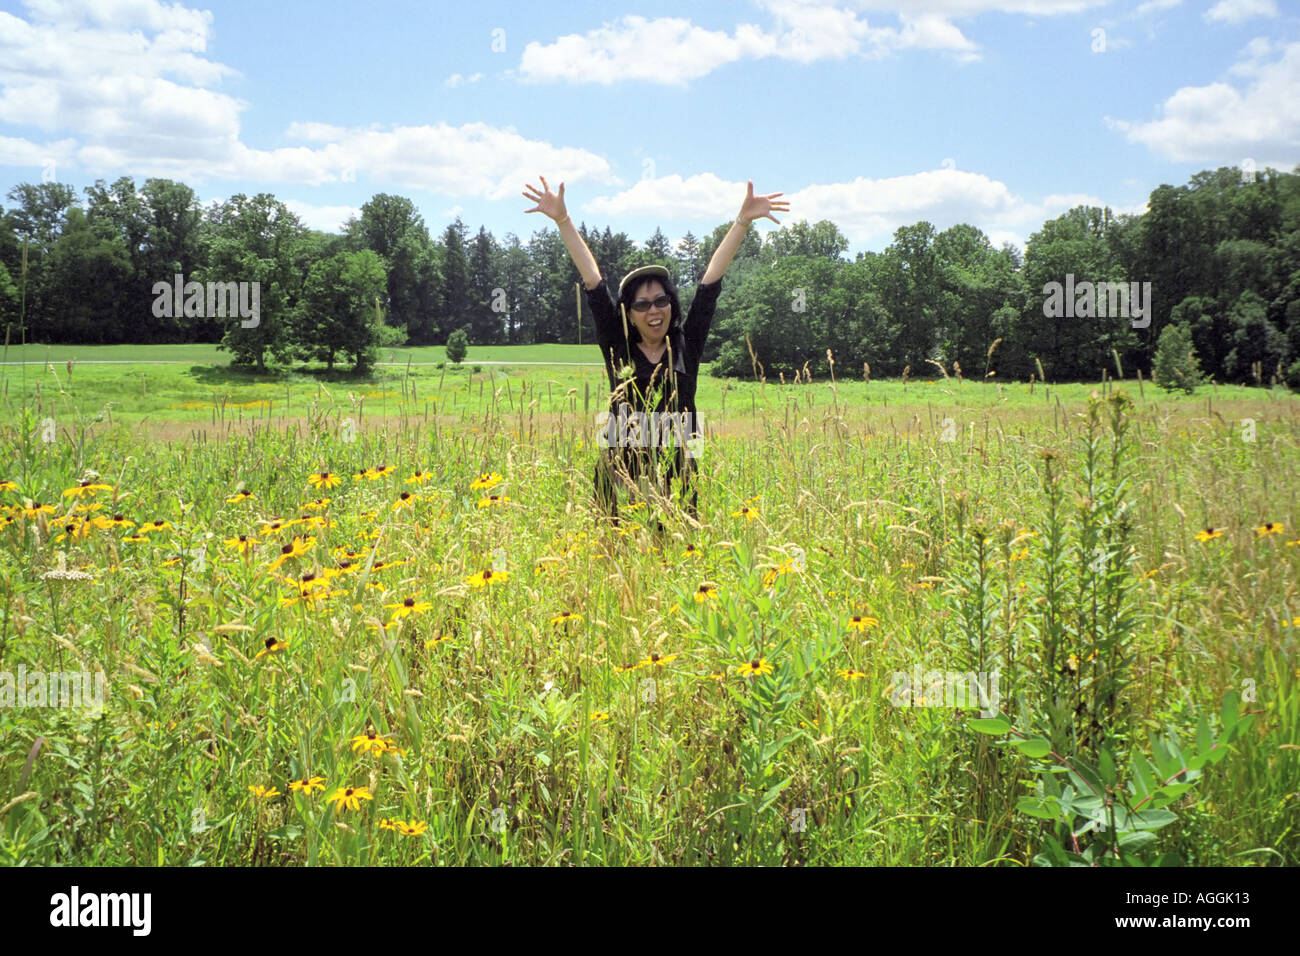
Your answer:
[584,275,723,427]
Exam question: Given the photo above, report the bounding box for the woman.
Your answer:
[522,175,788,526]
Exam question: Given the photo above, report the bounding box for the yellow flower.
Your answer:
[477,494,510,509]
[470,472,503,491]
[226,489,255,503]
[267,535,315,571]
[613,661,642,674]
[288,776,326,795]
[0,480,17,492]
[385,597,433,620]
[248,785,281,799]
[847,615,878,631]
[732,505,759,521]
[406,470,431,485]
[379,818,428,836]
[302,497,330,511]
[638,652,679,668]
[1255,522,1284,537]
[91,513,134,531]
[466,569,508,587]
[138,519,173,534]
[351,731,398,756]
[326,786,374,812]
[62,480,113,498]
[308,471,341,489]
[837,667,867,680]
[1194,527,1223,542]
[224,533,257,554]
[550,611,583,626]
[392,491,420,511]
[255,636,290,660]
[693,584,718,603]
[736,658,774,678]
[590,712,612,722]
[424,634,452,647]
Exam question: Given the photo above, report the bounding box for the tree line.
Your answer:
[1,165,1297,386]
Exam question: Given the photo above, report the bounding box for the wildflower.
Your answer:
[406,470,431,485]
[268,535,315,571]
[63,480,113,498]
[477,495,510,509]
[302,497,330,511]
[380,818,428,836]
[326,786,374,812]
[139,519,173,534]
[732,505,759,521]
[424,634,452,647]
[20,502,55,518]
[385,597,433,620]
[372,465,396,479]
[288,776,326,795]
[639,652,679,668]
[837,668,867,680]
[226,489,255,503]
[351,731,397,756]
[308,471,341,489]
[466,569,508,587]
[255,636,290,660]
[614,661,642,674]
[590,712,612,722]
[847,615,878,631]
[1255,522,1284,537]
[550,611,582,626]
[1194,527,1223,542]
[736,658,774,678]
[470,472,503,491]
[92,513,134,531]
[0,480,16,492]
[225,533,257,554]
[393,491,419,511]
[693,584,718,603]
[248,785,281,799]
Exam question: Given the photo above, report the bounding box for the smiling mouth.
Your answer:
[647,317,663,328]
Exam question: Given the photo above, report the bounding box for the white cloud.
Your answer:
[1205,0,1278,25]
[1134,0,1183,14]
[444,72,483,88]
[1107,39,1300,166]
[583,168,1118,248]
[281,198,360,233]
[0,1,618,198]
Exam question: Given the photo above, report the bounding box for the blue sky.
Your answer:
[1,0,1296,256]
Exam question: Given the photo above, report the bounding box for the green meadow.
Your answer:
[0,347,1296,865]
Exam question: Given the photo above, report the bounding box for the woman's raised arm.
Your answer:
[701,180,789,284]
[522,176,602,290]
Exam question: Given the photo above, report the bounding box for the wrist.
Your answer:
[556,214,571,227]
[734,216,749,228]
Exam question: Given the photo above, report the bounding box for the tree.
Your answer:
[1152,322,1204,393]
[446,328,468,364]
[293,249,388,372]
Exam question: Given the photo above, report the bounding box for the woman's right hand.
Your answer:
[522,175,567,222]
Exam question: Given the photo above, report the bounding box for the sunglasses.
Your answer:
[630,294,672,313]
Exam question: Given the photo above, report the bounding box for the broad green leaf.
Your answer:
[969,717,1010,735]
[1129,808,1178,831]
[1009,736,1051,759]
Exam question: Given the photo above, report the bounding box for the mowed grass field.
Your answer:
[0,347,1297,865]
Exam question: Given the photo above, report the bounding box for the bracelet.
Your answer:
[735,217,749,228]
[556,215,571,227]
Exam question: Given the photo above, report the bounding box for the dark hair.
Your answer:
[618,271,681,344]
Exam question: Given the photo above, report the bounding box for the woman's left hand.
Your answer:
[737,180,790,225]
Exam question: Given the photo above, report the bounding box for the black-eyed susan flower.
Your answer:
[613,661,642,674]
[326,785,373,812]
[1195,527,1223,542]
[1256,521,1284,537]
[308,471,341,490]
[20,501,55,519]
[405,469,431,485]
[693,584,718,603]
[92,513,134,531]
[424,634,452,647]
[639,652,679,668]
[550,611,582,627]
[466,568,507,587]
[302,497,330,511]
[248,784,281,799]
[393,491,419,511]
[226,489,255,503]
[477,494,510,509]
[373,464,395,479]
[63,480,113,499]
[590,712,612,722]
[288,776,326,795]
[837,667,867,680]
[139,519,173,534]
[0,480,17,492]
[847,615,878,631]
[736,658,773,678]
[255,636,290,660]
[471,472,503,491]
[732,504,759,521]
[385,597,433,621]
[388,819,428,836]
[268,535,315,571]
[224,533,257,554]
[351,731,398,756]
